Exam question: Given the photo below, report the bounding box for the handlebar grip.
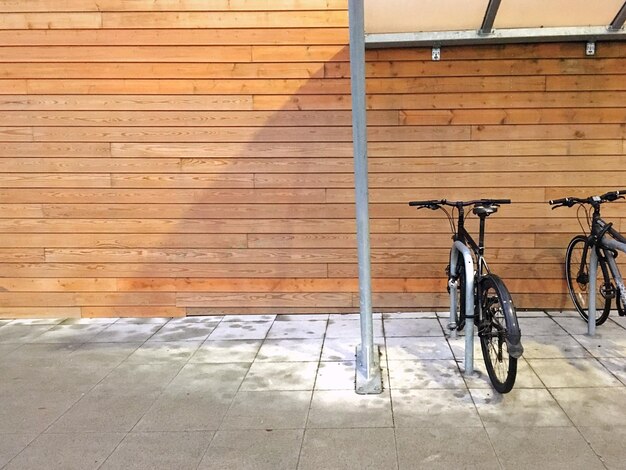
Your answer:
[549,197,567,205]
[409,200,441,207]
[488,199,511,205]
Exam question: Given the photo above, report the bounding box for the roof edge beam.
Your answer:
[609,1,626,31]
[479,0,502,35]
[366,26,626,49]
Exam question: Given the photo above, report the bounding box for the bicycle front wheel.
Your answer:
[565,235,611,325]
[479,274,520,394]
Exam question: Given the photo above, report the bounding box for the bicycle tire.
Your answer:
[565,235,611,325]
[478,274,520,394]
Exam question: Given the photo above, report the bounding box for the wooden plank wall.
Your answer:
[0,0,625,317]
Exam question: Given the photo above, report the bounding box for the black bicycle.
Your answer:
[549,189,626,325]
[409,199,523,393]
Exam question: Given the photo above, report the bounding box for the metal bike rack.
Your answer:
[588,236,626,336]
[588,248,598,336]
[448,241,476,375]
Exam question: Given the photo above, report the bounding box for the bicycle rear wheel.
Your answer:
[565,235,611,325]
[479,274,520,394]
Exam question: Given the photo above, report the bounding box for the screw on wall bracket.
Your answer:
[586,41,596,56]
[432,46,441,61]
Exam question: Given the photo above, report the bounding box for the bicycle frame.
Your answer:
[447,206,491,375]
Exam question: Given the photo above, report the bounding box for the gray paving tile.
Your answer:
[299,428,397,470]
[554,316,595,335]
[387,359,465,389]
[89,323,162,343]
[522,335,591,359]
[384,318,444,337]
[199,429,303,470]
[240,361,318,391]
[486,426,605,470]
[190,339,262,363]
[326,318,383,338]
[275,314,329,321]
[266,320,327,339]
[0,391,83,434]
[315,361,355,390]
[552,387,626,427]
[391,388,481,428]
[599,357,626,385]
[610,315,626,330]
[4,432,125,470]
[165,362,250,395]
[114,317,171,324]
[0,342,22,359]
[100,431,213,470]
[208,321,272,340]
[579,426,626,469]
[135,392,234,432]
[221,390,311,430]
[462,358,544,389]
[386,336,454,360]
[515,310,549,317]
[125,340,201,364]
[548,310,580,317]
[383,311,438,319]
[307,390,393,428]
[8,318,65,326]
[256,338,323,362]
[321,337,359,362]
[32,324,107,343]
[167,316,222,325]
[0,342,80,368]
[470,388,572,427]
[135,363,250,431]
[62,317,118,325]
[68,342,141,368]
[222,315,276,322]
[0,324,55,343]
[574,332,626,358]
[0,435,36,468]
[518,316,568,336]
[396,427,499,470]
[528,358,621,388]
[148,321,218,342]
[48,363,181,433]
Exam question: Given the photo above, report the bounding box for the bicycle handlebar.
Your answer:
[549,189,626,209]
[409,198,511,209]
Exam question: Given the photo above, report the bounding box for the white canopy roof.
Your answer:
[365,0,626,47]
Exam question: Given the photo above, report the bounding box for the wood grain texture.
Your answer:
[0,2,623,317]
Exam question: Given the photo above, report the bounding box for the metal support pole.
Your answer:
[588,248,597,336]
[609,1,626,30]
[448,241,476,375]
[349,0,382,395]
[479,0,502,35]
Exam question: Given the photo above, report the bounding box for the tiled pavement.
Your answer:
[1,311,626,469]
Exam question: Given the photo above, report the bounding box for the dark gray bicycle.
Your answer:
[549,189,626,325]
[409,198,523,393]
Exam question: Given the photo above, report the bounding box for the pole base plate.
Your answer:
[355,344,383,394]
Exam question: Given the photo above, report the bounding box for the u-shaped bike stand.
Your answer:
[588,248,598,336]
[447,241,476,375]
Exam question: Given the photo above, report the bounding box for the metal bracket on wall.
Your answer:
[432,46,441,61]
[586,41,596,56]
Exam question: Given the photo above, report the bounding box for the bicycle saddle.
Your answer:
[473,205,497,216]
